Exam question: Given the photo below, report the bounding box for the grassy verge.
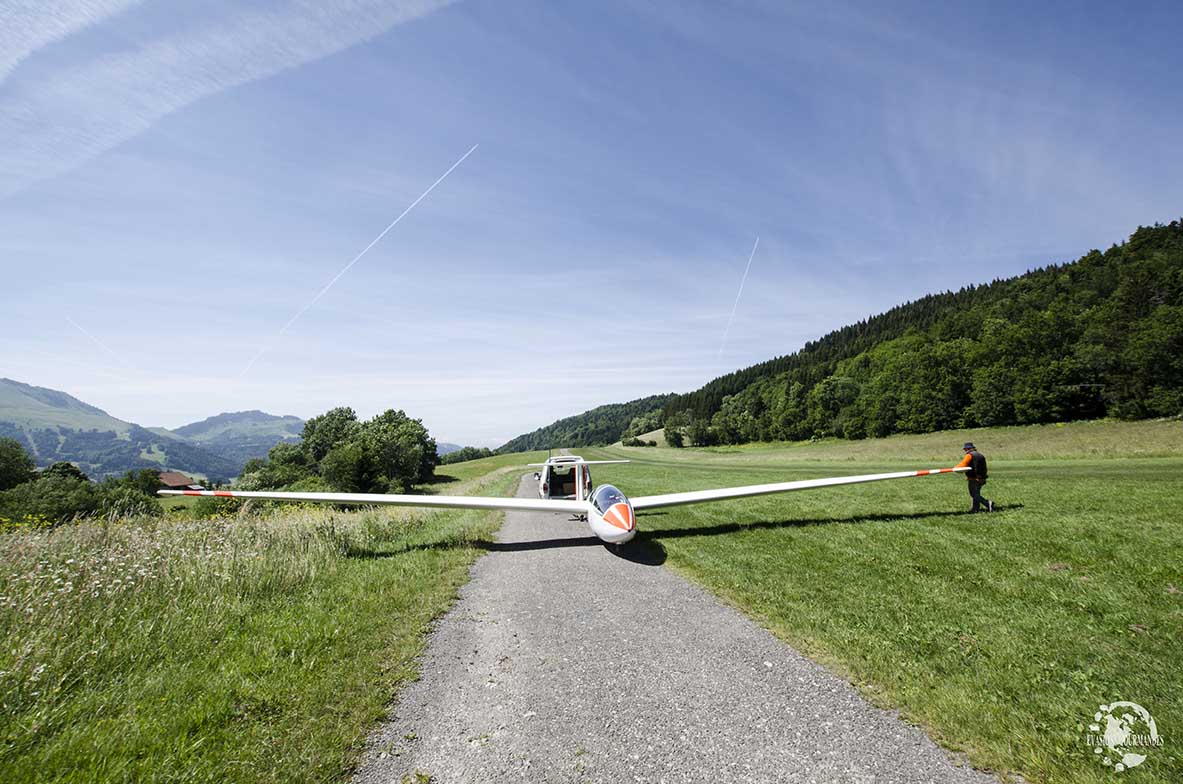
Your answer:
[0,464,522,783]
[585,420,1182,783]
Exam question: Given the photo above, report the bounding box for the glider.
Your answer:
[160,455,969,546]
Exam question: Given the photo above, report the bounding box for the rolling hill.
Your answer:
[0,378,132,434]
[0,379,303,480]
[0,378,239,480]
[660,220,1182,445]
[497,393,676,452]
[171,410,304,470]
[510,220,1183,449]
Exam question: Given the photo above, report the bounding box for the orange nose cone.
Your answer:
[603,502,635,531]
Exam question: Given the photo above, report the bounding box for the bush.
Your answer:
[243,407,439,494]
[0,476,101,523]
[0,474,161,527]
[0,438,34,491]
[440,446,495,465]
[42,462,89,482]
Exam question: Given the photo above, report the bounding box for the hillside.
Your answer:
[0,378,132,434]
[0,379,238,480]
[498,393,676,452]
[657,221,1182,445]
[171,410,303,469]
[0,380,293,480]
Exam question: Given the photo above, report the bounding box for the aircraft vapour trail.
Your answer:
[717,236,760,359]
[239,143,479,377]
[66,316,131,371]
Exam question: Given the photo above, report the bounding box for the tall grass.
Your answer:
[0,466,520,783]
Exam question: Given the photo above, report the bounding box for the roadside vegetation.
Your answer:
[588,418,1182,783]
[0,441,164,529]
[0,398,546,782]
[0,463,525,783]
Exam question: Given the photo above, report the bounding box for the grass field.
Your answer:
[0,454,543,783]
[584,418,1182,783]
[4,423,1180,783]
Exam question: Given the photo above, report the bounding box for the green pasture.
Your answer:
[3,422,1179,783]
[0,466,523,783]
[584,420,1182,783]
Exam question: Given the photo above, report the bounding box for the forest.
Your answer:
[497,393,676,452]
[659,221,1183,446]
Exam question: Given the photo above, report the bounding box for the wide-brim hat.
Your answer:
[963,442,976,450]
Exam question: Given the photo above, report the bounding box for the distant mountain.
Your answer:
[170,410,303,469]
[0,378,238,480]
[0,377,131,433]
[498,393,677,453]
[437,442,462,455]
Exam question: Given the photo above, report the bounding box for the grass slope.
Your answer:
[497,393,675,452]
[0,378,132,434]
[583,419,1182,783]
[0,457,542,783]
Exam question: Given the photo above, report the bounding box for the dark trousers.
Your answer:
[968,480,990,512]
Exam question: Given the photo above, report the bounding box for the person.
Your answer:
[956,442,994,512]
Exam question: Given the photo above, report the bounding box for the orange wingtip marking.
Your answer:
[182,490,202,496]
[916,470,931,476]
[214,491,234,497]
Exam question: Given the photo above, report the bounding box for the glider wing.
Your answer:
[630,467,968,510]
[158,489,588,514]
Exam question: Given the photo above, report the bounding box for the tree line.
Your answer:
[659,221,1183,446]
[0,439,166,527]
[0,405,441,527]
[497,393,676,452]
[237,407,437,493]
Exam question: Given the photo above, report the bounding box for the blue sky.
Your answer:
[1,0,1180,446]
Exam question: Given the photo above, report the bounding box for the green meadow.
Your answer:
[0,452,543,784]
[588,418,1182,783]
[3,422,1181,783]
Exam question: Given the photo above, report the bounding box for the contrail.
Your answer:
[66,316,131,370]
[240,143,479,376]
[718,236,760,359]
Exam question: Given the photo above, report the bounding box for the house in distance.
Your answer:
[157,471,204,491]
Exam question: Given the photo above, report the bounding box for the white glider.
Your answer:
[160,455,969,546]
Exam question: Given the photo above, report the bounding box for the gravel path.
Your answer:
[353,476,1003,783]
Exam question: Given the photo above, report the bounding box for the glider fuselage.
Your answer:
[533,456,636,544]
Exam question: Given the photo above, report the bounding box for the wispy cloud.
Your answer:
[0,0,144,84]
[0,0,453,196]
